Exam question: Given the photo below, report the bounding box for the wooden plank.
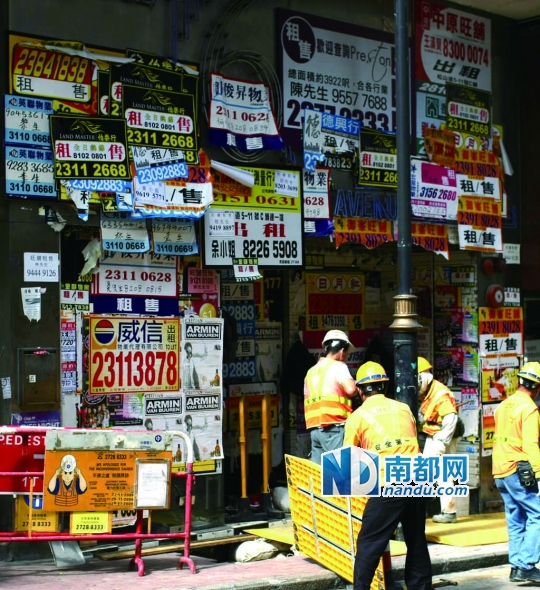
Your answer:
[96,534,258,561]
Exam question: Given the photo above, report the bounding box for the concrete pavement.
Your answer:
[0,538,510,590]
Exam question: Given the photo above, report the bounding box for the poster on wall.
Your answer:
[204,167,303,268]
[221,280,256,380]
[479,306,523,357]
[43,431,172,512]
[79,392,144,428]
[89,316,180,394]
[91,251,178,316]
[305,272,365,331]
[255,323,282,383]
[415,0,492,91]
[209,73,283,152]
[277,8,397,148]
[480,357,520,404]
[482,402,498,456]
[414,0,491,156]
[181,318,224,392]
[180,318,224,465]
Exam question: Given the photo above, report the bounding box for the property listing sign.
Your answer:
[479,307,523,357]
[410,158,458,220]
[303,108,360,171]
[6,146,56,199]
[89,316,180,394]
[209,73,283,152]
[205,167,303,268]
[303,168,330,219]
[446,83,491,139]
[100,213,150,253]
[12,44,94,102]
[50,115,130,181]
[358,128,397,188]
[415,0,491,91]
[5,94,53,147]
[92,251,178,297]
[277,8,396,147]
[305,272,365,331]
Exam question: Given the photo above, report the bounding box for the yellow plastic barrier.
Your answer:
[285,454,386,589]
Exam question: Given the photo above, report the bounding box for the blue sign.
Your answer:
[91,296,179,316]
[5,146,57,199]
[136,161,188,184]
[321,446,380,497]
[11,410,61,428]
[5,94,53,147]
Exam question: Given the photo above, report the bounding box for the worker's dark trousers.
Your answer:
[354,495,432,590]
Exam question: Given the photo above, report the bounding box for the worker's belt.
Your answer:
[319,423,345,431]
[373,437,417,452]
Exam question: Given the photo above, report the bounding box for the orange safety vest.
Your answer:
[420,379,457,437]
[304,357,353,429]
[345,395,419,456]
[54,479,81,507]
[493,392,540,478]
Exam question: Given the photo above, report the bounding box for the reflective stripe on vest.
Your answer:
[493,435,522,445]
[304,358,352,429]
[356,401,418,454]
[421,380,456,436]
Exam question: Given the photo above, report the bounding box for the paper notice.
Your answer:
[211,160,254,187]
[1,377,12,400]
[21,287,42,321]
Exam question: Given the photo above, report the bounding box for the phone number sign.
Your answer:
[89,316,180,394]
[278,8,396,148]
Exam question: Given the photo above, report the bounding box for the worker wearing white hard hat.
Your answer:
[303,329,358,464]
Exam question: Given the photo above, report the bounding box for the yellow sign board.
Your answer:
[15,496,59,533]
[89,316,180,394]
[44,448,170,512]
[70,511,112,534]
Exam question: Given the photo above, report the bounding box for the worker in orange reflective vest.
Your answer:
[493,362,540,584]
[418,356,459,523]
[304,330,357,464]
[344,361,432,590]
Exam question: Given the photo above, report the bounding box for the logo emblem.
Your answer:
[321,446,380,497]
[94,319,116,345]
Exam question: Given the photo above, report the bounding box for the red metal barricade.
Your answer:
[0,427,196,577]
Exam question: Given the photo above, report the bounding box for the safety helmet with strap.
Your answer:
[356,361,389,386]
[518,362,540,388]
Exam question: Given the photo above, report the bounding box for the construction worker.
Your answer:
[418,356,459,523]
[304,329,357,464]
[493,361,540,584]
[344,361,432,590]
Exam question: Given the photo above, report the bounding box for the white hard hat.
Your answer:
[61,455,77,471]
[322,330,355,352]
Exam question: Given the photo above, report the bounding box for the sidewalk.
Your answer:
[0,538,510,590]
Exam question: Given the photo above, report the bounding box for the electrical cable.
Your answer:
[201,0,283,163]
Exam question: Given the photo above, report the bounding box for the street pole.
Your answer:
[390,0,422,418]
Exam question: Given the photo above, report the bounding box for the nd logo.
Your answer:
[321,446,380,497]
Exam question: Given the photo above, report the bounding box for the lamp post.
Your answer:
[390,0,422,418]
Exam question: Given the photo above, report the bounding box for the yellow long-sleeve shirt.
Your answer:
[492,390,540,479]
